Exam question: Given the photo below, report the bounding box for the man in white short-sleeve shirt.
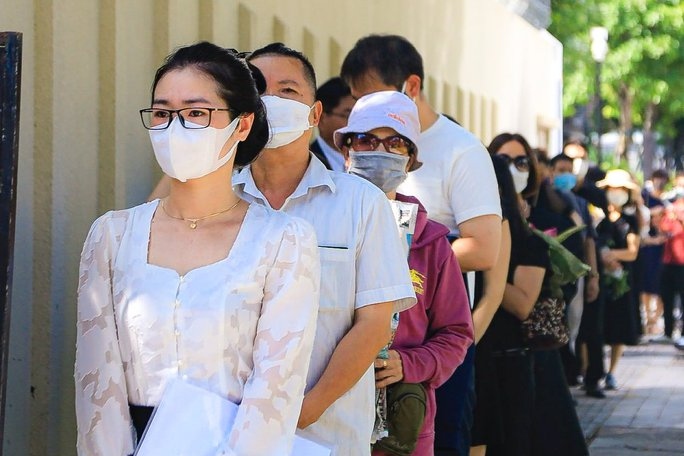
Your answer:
[239,43,416,456]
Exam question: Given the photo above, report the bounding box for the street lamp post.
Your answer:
[591,27,608,166]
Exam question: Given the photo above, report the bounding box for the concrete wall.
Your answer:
[0,1,562,454]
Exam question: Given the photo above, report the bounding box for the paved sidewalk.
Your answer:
[573,342,684,455]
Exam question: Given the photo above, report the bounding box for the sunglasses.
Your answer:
[343,132,416,156]
[497,154,530,172]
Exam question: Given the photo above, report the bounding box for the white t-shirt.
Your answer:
[75,201,320,456]
[234,156,416,456]
[397,114,501,236]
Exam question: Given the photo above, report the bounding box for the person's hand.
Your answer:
[297,394,325,429]
[585,275,600,302]
[570,211,583,227]
[601,249,616,265]
[374,349,404,389]
[603,259,621,272]
[653,234,668,245]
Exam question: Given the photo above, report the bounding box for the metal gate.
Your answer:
[0,31,22,453]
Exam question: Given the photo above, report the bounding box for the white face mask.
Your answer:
[400,80,417,103]
[572,158,589,180]
[347,150,409,193]
[509,164,529,194]
[606,188,629,208]
[261,95,313,149]
[150,116,241,182]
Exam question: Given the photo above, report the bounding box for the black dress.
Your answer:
[471,232,549,455]
[598,213,639,346]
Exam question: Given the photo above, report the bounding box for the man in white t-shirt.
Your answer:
[341,36,502,274]
[239,43,416,456]
[341,35,502,456]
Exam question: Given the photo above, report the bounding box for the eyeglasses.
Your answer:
[343,132,416,155]
[498,154,530,172]
[139,107,235,130]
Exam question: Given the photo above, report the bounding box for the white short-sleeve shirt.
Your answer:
[75,201,320,456]
[397,114,502,236]
[233,156,416,456]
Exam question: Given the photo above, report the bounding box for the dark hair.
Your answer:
[488,132,541,199]
[533,147,550,166]
[247,42,317,93]
[549,153,573,168]
[340,34,424,91]
[316,77,351,112]
[585,166,606,183]
[562,138,589,154]
[151,41,269,166]
[651,169,669,180]
[442,113,461,126]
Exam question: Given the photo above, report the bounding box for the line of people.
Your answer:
[76,34,672,456]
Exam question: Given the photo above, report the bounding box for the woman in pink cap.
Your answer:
[334,91,474,455]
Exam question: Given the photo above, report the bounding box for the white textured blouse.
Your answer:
[75,200,320,456]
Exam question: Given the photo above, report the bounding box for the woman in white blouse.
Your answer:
[75,42,320,456]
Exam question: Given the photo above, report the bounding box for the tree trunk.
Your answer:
[642,101,658,178]
[617,82,633,164]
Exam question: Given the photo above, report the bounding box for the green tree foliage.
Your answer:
[550,0,684,169]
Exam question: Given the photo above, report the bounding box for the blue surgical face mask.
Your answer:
[553,172,577,192]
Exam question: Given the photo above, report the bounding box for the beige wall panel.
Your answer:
[30,0,55,454]
[272,16,287,43]
[481,97,491,144]
[469,92,480,137]
[427,76,438,112]
[50,1,101,453]
[115,0,161,209]
[237,3,255,51]
[198,0,214,42]
[457,2,561,148]
[17,1,102,454]
[328,38,342,79]
[456,86,467,125]
[168,0,200,52]
[211,0,240,46]
[302,27,315,70]
[442,82,454,120]
[99,0,116,214]
[0,1,35,454]
[491,99,499,146]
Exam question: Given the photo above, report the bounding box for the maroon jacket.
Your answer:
[374,194,473,455]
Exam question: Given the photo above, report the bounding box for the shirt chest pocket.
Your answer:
[318,246,354,311]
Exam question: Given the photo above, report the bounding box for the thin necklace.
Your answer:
[160,198,241,229]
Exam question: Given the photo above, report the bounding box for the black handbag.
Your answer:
[521,296,569,350]
[372,382,427,456]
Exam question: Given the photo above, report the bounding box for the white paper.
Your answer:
[135,379,331,456]
[389,200,419,259]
